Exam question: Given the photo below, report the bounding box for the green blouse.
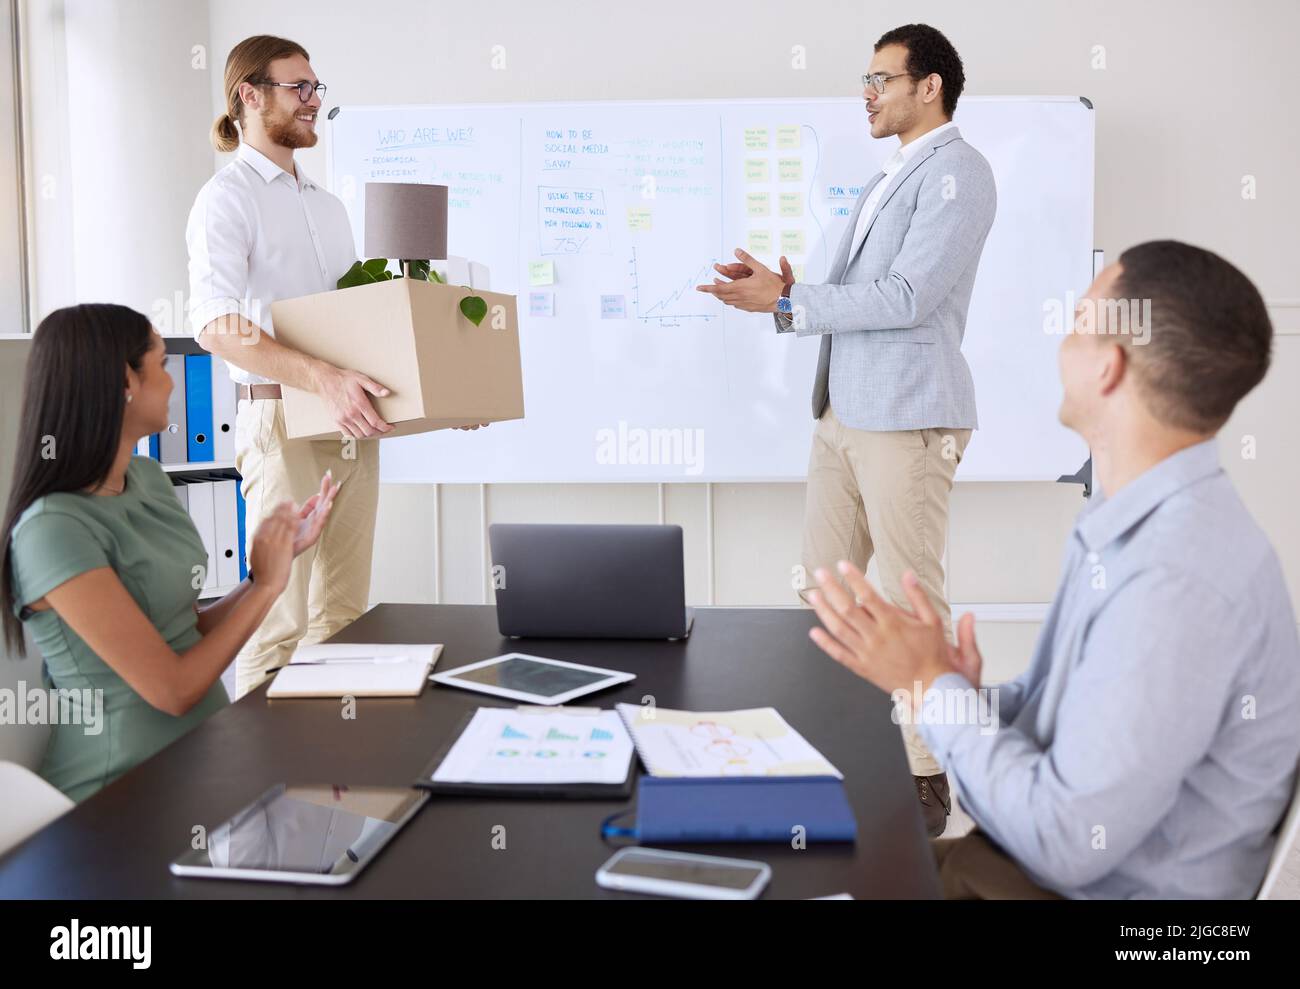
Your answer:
[8,455,229,802]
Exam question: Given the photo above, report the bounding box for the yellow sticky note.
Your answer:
[780,230,806,255]
[776,125,801,149]
[746,192,770,217]
[744,127,769,150]
[744,158,770,182]
[778,158,803,182]
[528,260,555,286]
[747,229,772,255]
[793,264,806,281]
[626,206,652,232]
[778,192,804,217]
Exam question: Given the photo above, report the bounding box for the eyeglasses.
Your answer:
[861,72,908,94]
[251,79,327,103]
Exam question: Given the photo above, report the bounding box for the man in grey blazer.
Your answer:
[698,24,996,837]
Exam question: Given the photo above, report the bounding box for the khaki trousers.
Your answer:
[801,405,971,777]
[232,399,380,698]
[932,830,1064,899]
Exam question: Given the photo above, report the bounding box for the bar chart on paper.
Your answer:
[329,97,1094,483]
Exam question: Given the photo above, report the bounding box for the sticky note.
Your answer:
[744,127,769,150]
[600,295,626,318]
[778,192,804,217]
[780,230,806,255]
[747,229,772,255]
[778,158,803,182]
[776,125,801,149]
[627,206,652,231]
[746,192,770,217]
[744,158,770,182]
[528,260,555,286]
[529,291,554,317]
[793,264,806,282]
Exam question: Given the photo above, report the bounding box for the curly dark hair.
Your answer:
[874,23,965,118]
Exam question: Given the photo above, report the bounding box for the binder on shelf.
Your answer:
[184,354,213,463]
[159,355,188,464]
[212,479,240,589]
[235,484,248,580]
[211,357,237,461]
[185,481,217,592]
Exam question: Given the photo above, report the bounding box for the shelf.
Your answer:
[162,460,237,474]
[197,583,241,600]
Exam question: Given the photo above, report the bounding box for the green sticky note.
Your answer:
[744,158,770,182]
[746,192,770,217]
[780,230,806,255]
[776,125,801,149]
[747,229,772,255]
[626,206,653,231]
[744,127,770,150]
[528,260,555,286]
[779,192,804,217]
[777,158,803,182]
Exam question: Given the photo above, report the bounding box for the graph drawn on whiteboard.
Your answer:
[629,247,719,324]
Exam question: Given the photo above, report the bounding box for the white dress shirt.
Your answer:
[185,143,357,385]
[849,120,957,258]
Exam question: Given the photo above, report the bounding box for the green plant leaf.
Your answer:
[405,259,431,282]
[427,267,445,284]
[460,295,488,326]
[337,261,379,289]
[361,258,390,277]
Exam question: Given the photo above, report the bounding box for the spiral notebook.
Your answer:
[266,642,443,698]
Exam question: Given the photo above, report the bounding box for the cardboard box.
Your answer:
[270,278,524,441]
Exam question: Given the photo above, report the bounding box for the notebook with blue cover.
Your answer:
[630,775,857,844]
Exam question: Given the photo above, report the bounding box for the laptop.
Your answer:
[489,523,693,639]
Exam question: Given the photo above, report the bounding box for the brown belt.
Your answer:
[237,383,283,401]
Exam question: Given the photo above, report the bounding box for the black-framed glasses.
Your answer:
[251,79,327,103]
[862,72,908,94]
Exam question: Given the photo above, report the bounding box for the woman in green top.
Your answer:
[1,304,340,802]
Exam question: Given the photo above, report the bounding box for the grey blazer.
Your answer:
[777,126,996,431]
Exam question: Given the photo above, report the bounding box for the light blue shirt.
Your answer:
[919,439,1300,898]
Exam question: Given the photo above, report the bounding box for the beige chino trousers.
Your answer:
[232,398,380,698]
[802,405,970,777]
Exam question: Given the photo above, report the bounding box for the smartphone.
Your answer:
[595,847,771,900]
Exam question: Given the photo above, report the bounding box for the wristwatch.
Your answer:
[776,284,793,315]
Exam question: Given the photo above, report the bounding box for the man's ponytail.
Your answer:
[211,112,240,153]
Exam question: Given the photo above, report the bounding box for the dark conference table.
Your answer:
[0,605,942,899]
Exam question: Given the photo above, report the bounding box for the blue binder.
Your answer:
[629,776,857,844]
[184,354,213,463]
[235,483,248,580]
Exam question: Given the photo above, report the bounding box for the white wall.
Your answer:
[23,1,1300,672]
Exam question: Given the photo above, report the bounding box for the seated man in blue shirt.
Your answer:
[806,239,1300,899]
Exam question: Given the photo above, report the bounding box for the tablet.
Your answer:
[169,784,428,886]
[429,652,635,705]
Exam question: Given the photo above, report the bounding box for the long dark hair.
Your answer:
[2,304,155,656]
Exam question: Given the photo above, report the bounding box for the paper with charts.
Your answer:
[431,707,634,785]
[616,704,842,778]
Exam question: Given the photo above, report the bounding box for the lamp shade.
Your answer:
[364,182,448,260]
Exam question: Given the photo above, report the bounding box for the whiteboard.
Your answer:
[328,97,1093,483]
